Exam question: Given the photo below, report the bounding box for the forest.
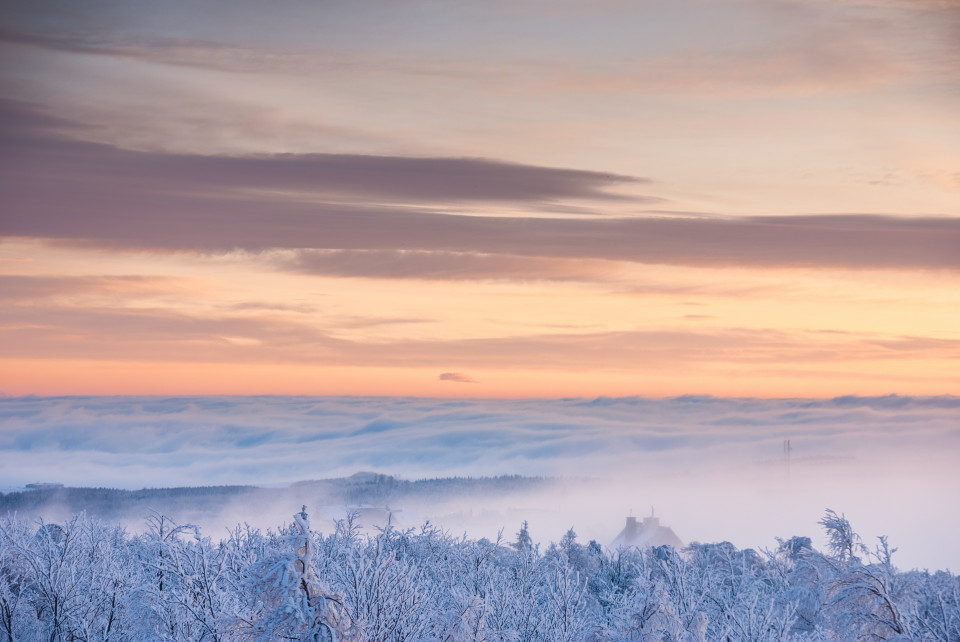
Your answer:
[1,507,957,641]
[0,474,552,525]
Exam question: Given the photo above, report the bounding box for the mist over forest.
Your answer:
[2,394,958,572]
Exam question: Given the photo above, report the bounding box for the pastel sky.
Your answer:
[1,0,959,397]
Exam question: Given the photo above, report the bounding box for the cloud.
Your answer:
[0,101,643,204]
[0,394,955,488]
[541,44,901,97]
[0,305,342,363]
[0,28,307,74]
[4,296,958,369]
[280,250,623,282]
[3,0,955,98]
[3,102,958,272]
[439,372,477,383]
[2,101,958,272]
[0,104,960,270]
[0,275,193,302]
[1,393,958,571]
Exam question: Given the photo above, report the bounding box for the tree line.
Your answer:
[0,508,957,641]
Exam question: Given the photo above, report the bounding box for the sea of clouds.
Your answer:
[1,394,957,570]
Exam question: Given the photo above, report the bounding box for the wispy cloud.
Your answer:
[3,0,954,96]
[0,274,195,302]
[540,44,901,97]
[4,297,957,369]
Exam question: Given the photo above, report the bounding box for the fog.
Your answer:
[1,394,957,570]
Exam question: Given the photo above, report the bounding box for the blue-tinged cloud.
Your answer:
[0,394,956,489]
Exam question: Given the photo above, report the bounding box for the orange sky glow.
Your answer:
[1,0,958,398]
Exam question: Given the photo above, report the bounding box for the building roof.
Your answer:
[611,512,683,549]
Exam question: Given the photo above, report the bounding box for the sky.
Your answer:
[1,0,958,397]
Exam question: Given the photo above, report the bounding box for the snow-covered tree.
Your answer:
[0,507,955,641]
[250,506,353,641]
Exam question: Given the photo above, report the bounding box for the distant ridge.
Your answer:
[0,473,554,523]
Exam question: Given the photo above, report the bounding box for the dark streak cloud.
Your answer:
[2,101,958,271]
[0,101,642,204]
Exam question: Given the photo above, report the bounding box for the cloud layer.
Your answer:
[6,394,955,486]
[1,394,957,569]
[3,101,958,272]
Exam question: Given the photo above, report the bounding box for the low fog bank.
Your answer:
[0,473,558,547]
[1,394,957,570]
